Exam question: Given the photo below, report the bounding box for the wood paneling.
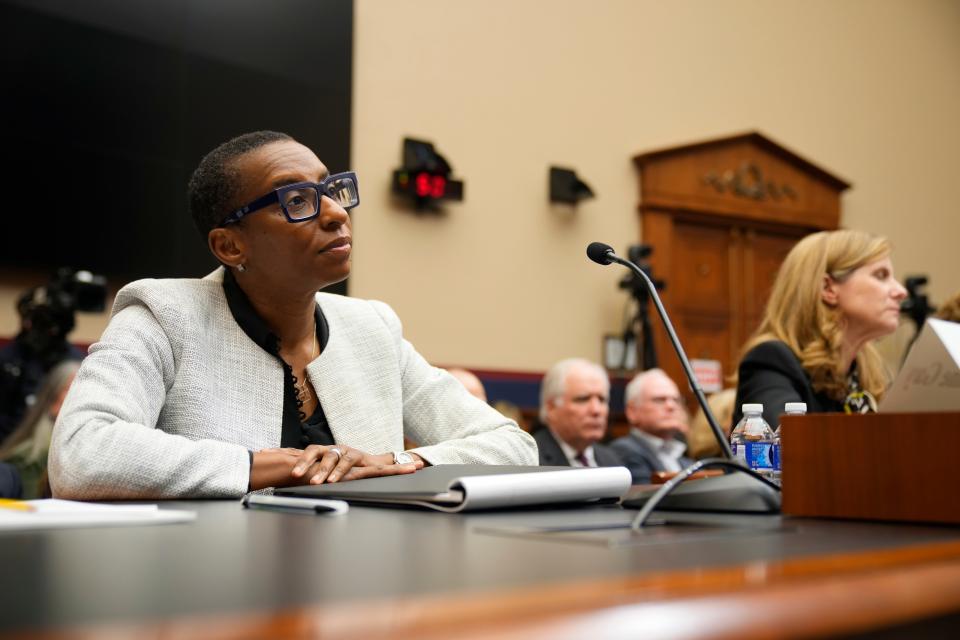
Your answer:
[671,220,732,316]
[634,131,847,229]
[744,229,800,333]
[634,132,847,408]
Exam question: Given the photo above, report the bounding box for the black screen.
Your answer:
[0,0,353,287]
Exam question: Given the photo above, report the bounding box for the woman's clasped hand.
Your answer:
[250,445,423,491]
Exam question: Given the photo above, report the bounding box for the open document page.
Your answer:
[0,499,196,531]
[276,464,633,513]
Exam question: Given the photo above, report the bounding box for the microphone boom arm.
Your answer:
[605,251,735,460]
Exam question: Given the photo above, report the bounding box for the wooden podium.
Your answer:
[781,412,960,524]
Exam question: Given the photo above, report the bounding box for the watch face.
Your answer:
[395,451,414,465]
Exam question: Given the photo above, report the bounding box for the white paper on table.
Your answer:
[0,499,196,531]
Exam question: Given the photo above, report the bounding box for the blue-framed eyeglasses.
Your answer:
[220,171,360,226]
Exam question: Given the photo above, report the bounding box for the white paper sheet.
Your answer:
[0,499,196,531]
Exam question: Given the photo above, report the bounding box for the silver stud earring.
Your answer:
[236,264,246,273]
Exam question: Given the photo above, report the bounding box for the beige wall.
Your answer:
[350,0,960,371]
[4,0,958,373]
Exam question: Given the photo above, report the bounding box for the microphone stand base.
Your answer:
[622,473,782,514]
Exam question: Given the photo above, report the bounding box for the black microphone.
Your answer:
[587,241,780,518]
[586,242,616,265]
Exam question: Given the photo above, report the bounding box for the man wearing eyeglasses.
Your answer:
[610,368,692,485]
[49,131,536,500]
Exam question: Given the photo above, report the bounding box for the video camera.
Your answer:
[900,275,937,357]
[16,268,107,355]
[900,275,935,333]
[617,244,665,301]
[615,244,666,370]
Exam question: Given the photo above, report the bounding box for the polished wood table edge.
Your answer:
[477,559,960,640]
[11,535,960,639]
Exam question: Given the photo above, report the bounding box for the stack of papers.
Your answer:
[0,499,196,531]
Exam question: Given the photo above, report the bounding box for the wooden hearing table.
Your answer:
[2,499,960,639]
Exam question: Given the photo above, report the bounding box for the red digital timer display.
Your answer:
[392,166,463,208]
[414,172,447,198]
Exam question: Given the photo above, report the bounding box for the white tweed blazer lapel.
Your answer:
[306,295,405,454]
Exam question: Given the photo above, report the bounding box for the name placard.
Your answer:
[881,319,960,412]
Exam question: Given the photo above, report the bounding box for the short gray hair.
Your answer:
[624,368,670,406]
[539,358,609,424]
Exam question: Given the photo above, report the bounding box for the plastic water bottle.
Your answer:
[772,402,807,487]
[730,403,777,482]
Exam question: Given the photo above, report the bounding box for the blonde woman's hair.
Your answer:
[740,229,892,401]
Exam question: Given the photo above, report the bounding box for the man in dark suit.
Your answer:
[533,358,623,468]
[610,368,693,484]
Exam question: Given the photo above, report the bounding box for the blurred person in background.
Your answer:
[0,361,79,499]
[446,366,527,431]
[686,388,736,459]
[533,358,623,468]
[934,289,960,323]
[610,368,692,484]
[446,367,487,402]
[0,268,103,441]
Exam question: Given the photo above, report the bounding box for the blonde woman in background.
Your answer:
[733,230,907,428]
[0,360,79,499]
[687,388,736,459]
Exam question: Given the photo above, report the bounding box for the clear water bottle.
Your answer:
[730,403,777,482]
[772,402,807,487]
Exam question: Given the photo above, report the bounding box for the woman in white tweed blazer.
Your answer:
[49,131,537,499]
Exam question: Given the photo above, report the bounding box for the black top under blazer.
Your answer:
[733,340,844,428]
